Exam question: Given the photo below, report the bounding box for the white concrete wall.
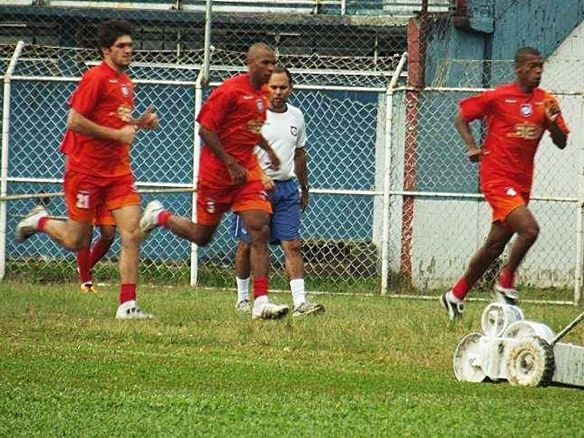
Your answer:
[407,21,584,290]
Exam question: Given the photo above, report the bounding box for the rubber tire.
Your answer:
[506,336,555,387]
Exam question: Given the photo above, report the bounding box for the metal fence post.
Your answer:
[190,72,204,287]
[0,41,25,281]
[381,51,407,295]
[574,91,584,305]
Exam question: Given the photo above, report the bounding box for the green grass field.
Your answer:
[1,282,583,437]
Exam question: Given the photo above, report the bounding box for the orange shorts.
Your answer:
[64,170,140,224]
[197,179,272,226]
[94,204,116,226]
[481,180,530,223]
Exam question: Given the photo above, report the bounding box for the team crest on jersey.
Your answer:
[259,191,269,201]
[290,126,298,136]
[505,187,517,197]
[120,84,129,97]
[256,98,264,113]
[520,104,533,117]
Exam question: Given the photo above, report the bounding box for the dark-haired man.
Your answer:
[441,47,569,320]
[15,19,159,319]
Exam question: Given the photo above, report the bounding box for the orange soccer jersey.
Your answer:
[196,73,270,187]
[459,82,569,193]
[60,62,134,178]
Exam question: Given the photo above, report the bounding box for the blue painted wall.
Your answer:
[4,68,379,266]
[426,0,584,87]
[418,0,584,194]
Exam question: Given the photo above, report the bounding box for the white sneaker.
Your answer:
[115,300,153,320]
[140,200,164,236]
[235,299,252,313]
[15,205,48,243]
[493,283,519,306]
[252,301,289,320]
[292,301,325,317]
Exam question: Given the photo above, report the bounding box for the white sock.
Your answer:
[254,295,268,307]
[236,277,250,303]
[447,290,463,304]
[290,278,306,308]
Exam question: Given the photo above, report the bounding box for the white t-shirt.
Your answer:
[256,104,306,181]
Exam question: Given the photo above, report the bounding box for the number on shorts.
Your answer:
[76,192,90,209]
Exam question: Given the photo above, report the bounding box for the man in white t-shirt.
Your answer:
[231,65,324,317]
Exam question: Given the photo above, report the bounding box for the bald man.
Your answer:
[140,43,289,320]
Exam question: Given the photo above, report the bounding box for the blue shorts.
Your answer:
[231,179,301,244]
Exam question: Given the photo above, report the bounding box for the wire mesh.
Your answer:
[2,43,389,296]
[390,72,584,302]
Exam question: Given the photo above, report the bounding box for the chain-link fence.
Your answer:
[0,42,398,295]
[2,1,583,304]
[391,58,584,304]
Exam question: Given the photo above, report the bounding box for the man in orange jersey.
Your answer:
[15,20,159,319]
[441,47,569,320]
[140,43,290,320]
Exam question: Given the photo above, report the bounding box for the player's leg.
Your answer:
[494,204,539,302]
[79,203,116,293]
[140,183,226,246]
[442,221,514,319]
[16,170,94,250]
[108,175,151,320]
[441,181,527,319]
[77,226,96,293]
[231,213,252,312]
[90,224,116,270]
[272,180,323,316]
[111,204,152,319]
[236,180,288,320]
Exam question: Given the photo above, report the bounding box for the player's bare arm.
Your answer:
[199,125,248,185]
[67,109,137,145]
[545,101,568,149]
[294,147,309,212]
[257,135,281,170]
[260,171,275,190]
[454,113,482,162]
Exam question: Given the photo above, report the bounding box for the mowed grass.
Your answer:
[1,282,583,437]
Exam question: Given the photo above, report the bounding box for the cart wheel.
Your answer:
[506,336,555,387]
[453,333,486,383]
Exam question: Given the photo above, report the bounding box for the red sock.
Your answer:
[89,237,113,269]
[119,283,136,304]
[38,216,48,232]
[76,247,91,283]
[253,277,269,299]
[452,277,471,301]
[158,210,172,227]
[499,267,515,289]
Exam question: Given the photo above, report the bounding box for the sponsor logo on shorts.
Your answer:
[206,199,216,214]
[520,103,533,117]
[506,187,517,197]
